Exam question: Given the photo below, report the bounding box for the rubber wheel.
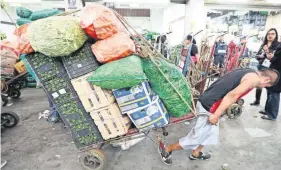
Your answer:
[10,89,21,99]
[237,99,244,106]
[227,104,242,119]
[79,149,106,170]
[1,112,20,128]
[1,96,8,106]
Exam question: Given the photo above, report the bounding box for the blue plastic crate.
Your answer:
[126,96,169,131]
[113,81,154,113]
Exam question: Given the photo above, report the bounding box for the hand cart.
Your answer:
[1,71,28,106]
[78,114,196,170]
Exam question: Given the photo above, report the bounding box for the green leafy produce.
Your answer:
[30,9,61,21]
[29,16,88,57]
[16,7,33,18]
[143,58,192,117]
[25,53,64,82]
[56,101,87,127]
[16,18,32,26]
[44,77,76,105]
[55,100,103,148]
[88,55,147,89]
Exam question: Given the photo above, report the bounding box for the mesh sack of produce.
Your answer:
[30,9,61,21]
[16,7,33,18]
[143,58,192,117]
[13,24,34,54]
[0,45,19,60]
[28,16,88,57]
[91,32,135,63]
[16,18,32,26]
[88,55,147,89]
[80,4,127,40]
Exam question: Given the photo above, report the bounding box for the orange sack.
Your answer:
[13,24,34,54]
[80,4,126,40]
[92,32,136,63]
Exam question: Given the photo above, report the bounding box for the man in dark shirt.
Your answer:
[214,36,227,69]
[159,68,279,165]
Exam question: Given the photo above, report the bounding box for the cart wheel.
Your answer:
[1,112,20,128]
[163,132,168,136]
[79,149,106,170]
[10,89,21,99]
[237,99,244,106]
[227,104,242,119]
[1,95,8,106]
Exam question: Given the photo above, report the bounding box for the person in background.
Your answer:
[250,28,280,106]
[159,68,279,165]
[213,36,227,74]
[182,35,199,64]
[260,46,281,120]
[240,36,249,58]
[155,35,168,58]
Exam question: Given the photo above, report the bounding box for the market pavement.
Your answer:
[1,88,281,170]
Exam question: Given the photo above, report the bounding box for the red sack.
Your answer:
[13,24,34,54]
[80,4,126,40]
[91,32,135,63]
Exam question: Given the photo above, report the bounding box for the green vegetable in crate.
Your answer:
[29,9,61,21]
[28,16,88,57]
[143,58,192,117]
[88,55,147,89]
[16,7,33,18]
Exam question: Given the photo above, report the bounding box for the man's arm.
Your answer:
[209,75,258,124]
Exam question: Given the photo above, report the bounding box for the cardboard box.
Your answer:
[71,73,115,111]
[126,96,169,131]
[14,61,26,73]
[113,82,154,113]
[90,103,131,140]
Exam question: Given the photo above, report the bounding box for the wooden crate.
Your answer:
[71,73,115,112]
[90,103,131,140]
[14,61,26,73]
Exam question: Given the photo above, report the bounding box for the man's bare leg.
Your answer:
[192,145,204,157]
[165,142,183,153]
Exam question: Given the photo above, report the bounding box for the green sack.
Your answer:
[143,58,192,117]
[88,55,147,89]
[16,18,32,26]
[29,16,88,57]
[16,7,33,18]
[30,9,61,21]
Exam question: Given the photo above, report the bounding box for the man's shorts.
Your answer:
[179,102,219,150]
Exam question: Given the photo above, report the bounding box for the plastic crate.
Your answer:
[62,42,100,79]
[71,121,103,148]
[55,100,103,148]
[25,52,65,82]
[42,75,78,106]
[55,100,88,127]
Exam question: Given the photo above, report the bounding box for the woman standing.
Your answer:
[250,28,280,106]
